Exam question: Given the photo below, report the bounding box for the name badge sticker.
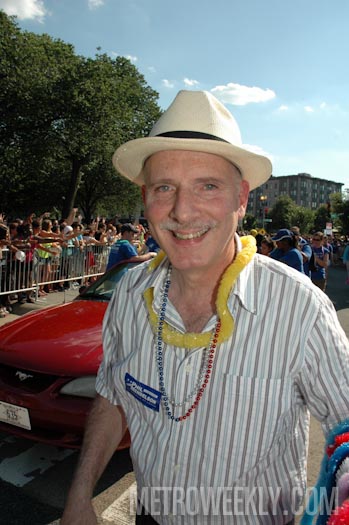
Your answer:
[125,373,161,412]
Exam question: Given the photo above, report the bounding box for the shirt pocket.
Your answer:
[217,374,292,480]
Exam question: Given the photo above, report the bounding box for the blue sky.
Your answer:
[1,0,349,190]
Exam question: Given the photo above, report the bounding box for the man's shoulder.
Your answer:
[114,259,157,293]
[252,253,311,286]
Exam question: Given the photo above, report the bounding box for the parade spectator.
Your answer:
[290,226,312,277]
[70,222,86,282]
[271,229,304,273]
[311,231,329,291]
[105,223,157,271]
[343,241,349,285]
[95,222,108,242]
[8,222,18,241]
[0,224,13,317]
[12,223,35,303]
[323,235,334,282]
[144,229,161,253]
[36,219,59,295]
[260,236,275,256]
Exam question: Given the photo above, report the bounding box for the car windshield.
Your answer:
[79,261,140,301]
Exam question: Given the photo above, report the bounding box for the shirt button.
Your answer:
[174,464,180,472]
[185,364,192,372]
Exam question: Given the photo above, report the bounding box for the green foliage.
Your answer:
[313,205,330,232]
[289,206,315,234]
[330,192,349,234]
[268,195,296,230]
[0,11,161,220]
[341,200,349,235]
[242,213,257,231]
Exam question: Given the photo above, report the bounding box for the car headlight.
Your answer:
[60,376,97,398]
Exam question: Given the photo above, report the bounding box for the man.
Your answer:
[290,226,313,277]
[270,229,304,273]
[62,91,349,524]
[106,223,157,270]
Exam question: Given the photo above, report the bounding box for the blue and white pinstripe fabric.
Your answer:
[96,248,349,525]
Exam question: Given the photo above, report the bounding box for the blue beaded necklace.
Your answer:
[156,265,221,422]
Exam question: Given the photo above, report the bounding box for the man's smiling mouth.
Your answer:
[173,227,209,240]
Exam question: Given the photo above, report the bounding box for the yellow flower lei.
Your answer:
[143,235,256,348]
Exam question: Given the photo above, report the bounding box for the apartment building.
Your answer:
[247,173,343,216]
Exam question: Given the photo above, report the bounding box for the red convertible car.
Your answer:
[0,261,138,449]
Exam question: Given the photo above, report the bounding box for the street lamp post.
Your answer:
[260,195,267,230]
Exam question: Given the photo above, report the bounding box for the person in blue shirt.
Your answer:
[310,231,329,292]
[270,229,304,273]
[144,230,161,253]
[290,226,312,277]
[106,223,157,271]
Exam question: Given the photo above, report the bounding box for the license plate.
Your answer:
[0,401,31,430]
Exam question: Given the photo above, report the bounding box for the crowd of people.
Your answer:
[248,227,349,292]
[0,210,160,318]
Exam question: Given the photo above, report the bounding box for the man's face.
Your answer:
[123,230,135,242]
[142,150,249,272]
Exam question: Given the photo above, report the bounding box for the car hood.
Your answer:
[0,300,108,376]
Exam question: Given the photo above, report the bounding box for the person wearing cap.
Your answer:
[105,223,157,271]
[270,228,304,273]
[290,226,313,277]
[62,91,349,525]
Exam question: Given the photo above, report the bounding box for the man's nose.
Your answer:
[169,187,196,222]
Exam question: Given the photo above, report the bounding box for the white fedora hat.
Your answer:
[113,90,272,191]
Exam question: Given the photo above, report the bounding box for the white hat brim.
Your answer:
[113,136,272,191]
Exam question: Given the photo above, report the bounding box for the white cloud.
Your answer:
[320,102,327,109]
[0,0,47,22]
[109,52,137,63]
[183,78,200,87]
[125,54,138,63]
[162,79,175,89]
[211,82,276,106]
[88,0,104,9]
[148,66,156,73]
[278,105,289,111]
[304,106,314,113]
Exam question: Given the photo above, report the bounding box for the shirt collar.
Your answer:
[133,234,258,323]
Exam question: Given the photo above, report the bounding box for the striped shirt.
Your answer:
[96,238,349,525]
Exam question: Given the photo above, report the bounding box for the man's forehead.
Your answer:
[143,150,242,177]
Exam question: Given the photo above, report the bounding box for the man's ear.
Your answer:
[238,180,250,220]
[141,185,146,205]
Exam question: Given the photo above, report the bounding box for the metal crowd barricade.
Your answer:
[0,244,111,299]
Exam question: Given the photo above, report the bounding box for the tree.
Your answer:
[268,195,296,230]
[242,213,257,232]
[341,200,349,235]
[0,12,161,219]
[313,205,329,232]
[330,192,349,235]
[289,206,315,234]
[0,11,81,215]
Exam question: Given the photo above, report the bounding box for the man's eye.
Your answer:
[204,183,217,190]
[155,185,171,192]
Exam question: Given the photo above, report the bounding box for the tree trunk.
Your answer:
[62,157,82,219]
